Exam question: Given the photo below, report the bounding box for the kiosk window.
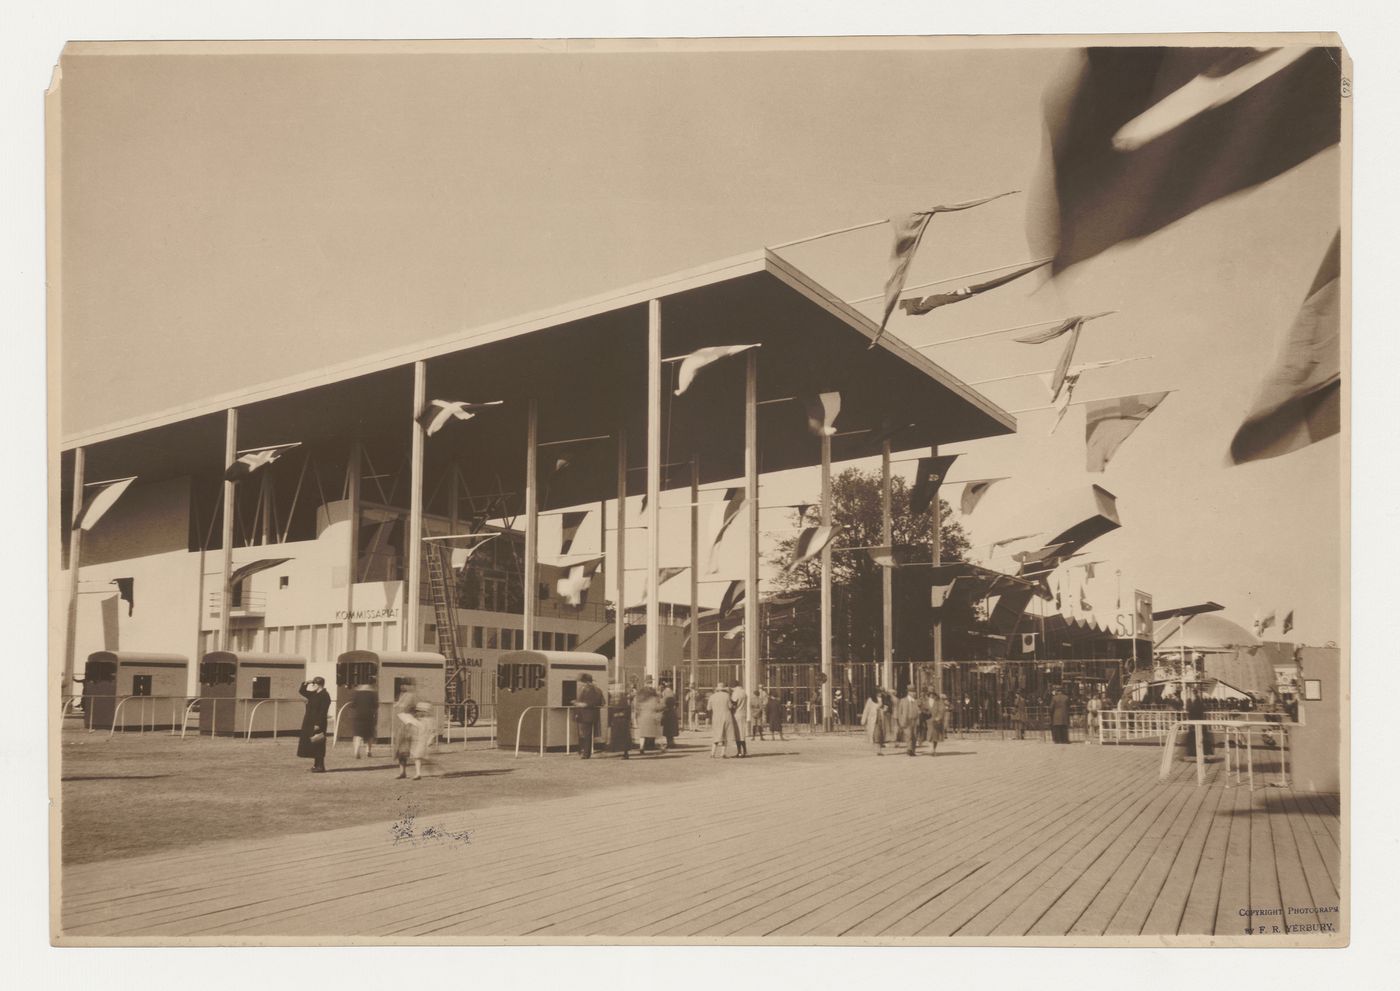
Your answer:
[131,674,152,697]
[561,680,578,707]
[393,677,418,700]
[251,676,271,699]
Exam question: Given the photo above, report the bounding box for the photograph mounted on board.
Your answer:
[47,35,1348,946]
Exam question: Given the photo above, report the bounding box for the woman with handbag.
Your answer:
[297,677,331,773]
[392,680,423,780]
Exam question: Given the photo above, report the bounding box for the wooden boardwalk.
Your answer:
[57,737,1343,944]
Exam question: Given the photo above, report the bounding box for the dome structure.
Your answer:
[1154,613,1260,652]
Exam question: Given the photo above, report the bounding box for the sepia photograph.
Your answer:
[45,33,1349,947]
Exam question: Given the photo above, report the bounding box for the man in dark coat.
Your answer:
[572,672,604,759]
[297,676,331,772]
[1050,687,1071,744]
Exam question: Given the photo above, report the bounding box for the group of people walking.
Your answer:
[860,685,949,757]
[705,678,782,757]
[295,676,436,778]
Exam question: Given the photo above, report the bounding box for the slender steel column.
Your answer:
[404,360,426,651]
[645,299,662,683]
[689,457,700,700]
[524,398,539,651]
[62,447,86,698]
[614,427,627,686]
[881,440,893,690]
[221,409,238,651]
[820,432,833,726]
[744,350,759,694]
[342,440,361,654]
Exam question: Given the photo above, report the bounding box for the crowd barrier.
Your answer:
[512,705,577,758]
[1159,718,1292,789]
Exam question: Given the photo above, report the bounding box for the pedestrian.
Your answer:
[392,679,423,779]
[709,681,739,758]
[751,686,769,740]
[730,678,751,757]
[634,684,663,755]
[860,691,886,755]
[1050,686,1071,744]
[608,687,633,759]
[895,685,922,756]
[1085,692,1102,744]
[765,690,785,741]
[659,679,679,749]
[571,671,604,759]
[1184,688,1214,758]
[880,688,895,744]
[297,676,330,773]
[925,689,947,756]
[349,680,378,759]
[1012,692,1028,740]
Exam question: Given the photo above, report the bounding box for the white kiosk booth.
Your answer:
[495,650,609,751]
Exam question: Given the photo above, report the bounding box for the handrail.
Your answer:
[1158,718,1294,789]
[245,699,286,742]
[108,695,187,737]
[180,697,211,740]
[512,705,578,758]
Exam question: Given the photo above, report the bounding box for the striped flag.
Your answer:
[803,392,842,436]
[718,579,745,620]
[875,191,1019,347]
[559,511,589,555]
[785,525,839,572]
[416,399,502,437]
[1084,392,1170,472]
[705,488,746,574]
[73,475,136,531]
[674,344,759,396]
[225,444,297,482]
[959,479,1004,516]
[1229,233,1341,464]
[899,260,1049,316]
[910,454,959,515]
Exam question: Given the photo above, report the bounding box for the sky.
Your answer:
[56,41,1343,644]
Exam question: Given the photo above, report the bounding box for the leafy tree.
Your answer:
[767,468,972,662]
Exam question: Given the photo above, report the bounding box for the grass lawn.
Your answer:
[58,721,852,865]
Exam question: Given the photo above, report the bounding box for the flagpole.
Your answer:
[767,217,887,252]
[404,360,426,652]
[745,349,760,696]
[881,440,894,691]
[343,439,361,658]
[820,431,833,728]
[931,446,944,692]
[220,409,238,652]
[524,397,539,654]
[614,426,627,688]
[63,447,86,699]
[646,300,662,685]
[689,457,700,702]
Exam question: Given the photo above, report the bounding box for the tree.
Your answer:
[767,467,972,663]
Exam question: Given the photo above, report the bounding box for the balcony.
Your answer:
[206,591,267,619]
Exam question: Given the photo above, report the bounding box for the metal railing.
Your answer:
[511,705,579,758]
[107,695,188,736]
[1099,709,1182,743]
[1159,718,1292,789]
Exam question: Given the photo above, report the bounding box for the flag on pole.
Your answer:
[1048,318,1086,402]
[705,488,746,574]
[416,399,503,436]
[111,577,134,616]
[1021,633,1037,653]
[1229,232,1341,464]
[73,476,137,531]
[1253,609,1277,636]
[910,454,959,515]
[930,576,959,609]
[718,579,746,620]
[1035,46,1340,271]
[1282,609,1294,635]
[866,545,909,569]
[959,479,1003,516]
[803,392,842,436]
[557,557,603,606]
[990,532,1041,553]
[449,538,496,573]
[899,260,1049,316]
[673,344,759,396]
[875,191,1019,346]
[225,445,297,482]
[1084,392,1171,472]
[1013,314,1087,345]
[559,511,589,555]
[785,525,839,572]
[638,567,688,604]
[1012,542,1069,567]
[1079,580,1093,612]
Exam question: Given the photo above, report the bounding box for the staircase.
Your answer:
[575,622,647,660]
[423,544,466,709]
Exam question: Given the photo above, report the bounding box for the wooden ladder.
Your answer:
[423,544,465,710]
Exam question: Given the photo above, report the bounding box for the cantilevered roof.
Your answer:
[60,251,1016,518]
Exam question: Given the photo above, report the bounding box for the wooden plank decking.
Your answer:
[57,736,1343,944]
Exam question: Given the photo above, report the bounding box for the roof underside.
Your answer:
[60,254,1015,520]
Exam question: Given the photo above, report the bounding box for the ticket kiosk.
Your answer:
[495,650,609,751]
[198,651,308,736]
[83,651,189,730]
[335,650,446,742]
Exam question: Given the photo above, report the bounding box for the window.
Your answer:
[251,676,271,700]
[539,583,550,601]
[131,674,152,697]
[502,628,514,651]
[471,626,483,649]
[514,629,524,650]
[279,576,290,589]
[424,623,437,646]
[486,628,498,650]
[566,634,578,651]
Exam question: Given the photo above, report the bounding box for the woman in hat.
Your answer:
[297,676,331,773]
[392,679,423,780]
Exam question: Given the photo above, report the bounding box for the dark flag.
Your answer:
[718,579,745,620]
[1282,609,1295,635]
[910,454,959,515]
[225,444,297,482]
[112,577,134,616]
[899,260,1049,316]
[1036,46,1341,271]
[559,511,589,555]
[416,399,503,436]
[1228,232,1341,464]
